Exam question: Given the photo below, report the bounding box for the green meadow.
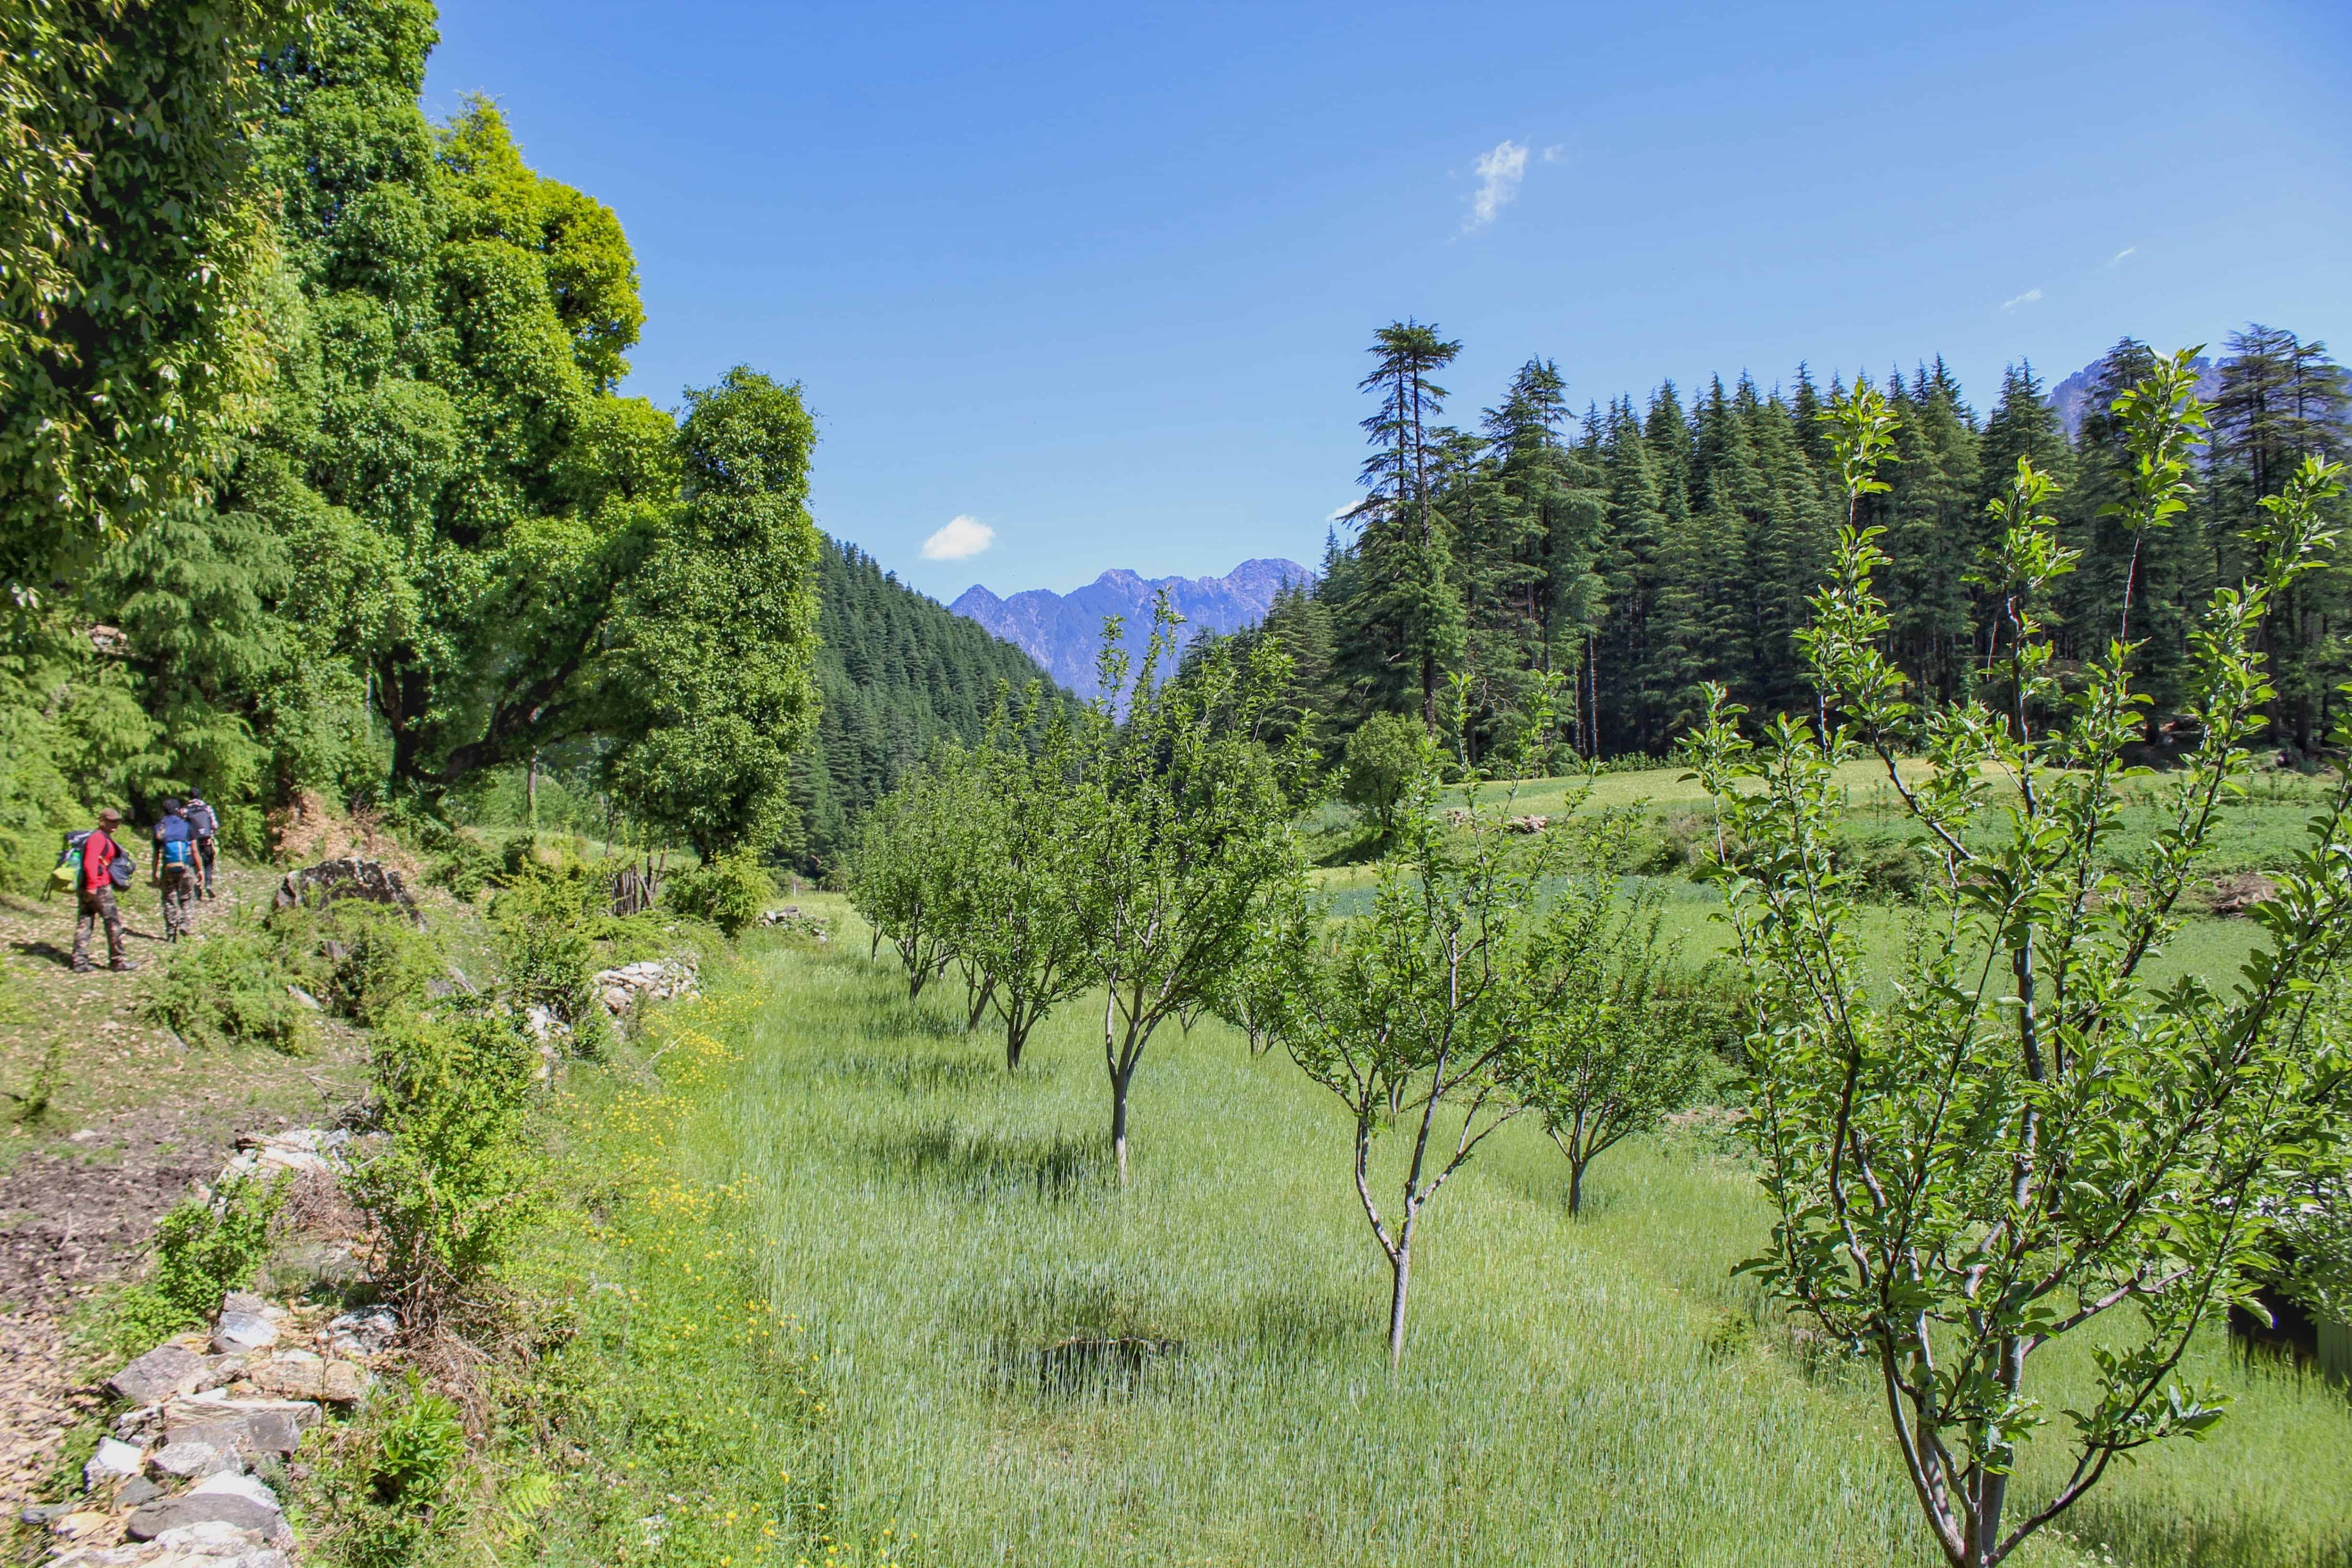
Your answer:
[576,893,2352,1568]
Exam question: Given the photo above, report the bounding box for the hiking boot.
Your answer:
[70,961,94,974]
[110,958,140,972]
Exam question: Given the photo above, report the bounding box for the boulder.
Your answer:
[51,1519,291,1566]
[210,1295,282,1355]
[117,1478,163,1508]
[247,1349,369,1404]
[590,956,700,1014]
[125,1492,291,1547]
[109,1345,209,1405]
[273,856,418,920]
[148,1441,238,1480]
[186,1472,279,1513]
[324,1305,400,1358]
[162,1396,320,1458]
[217,1128,350,1183]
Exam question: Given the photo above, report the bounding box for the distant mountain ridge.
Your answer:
[952,558,1312,704]
[2048,353,2221,438]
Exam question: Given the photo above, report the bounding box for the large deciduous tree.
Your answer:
[607,367,822,857]
[1,0,306,600]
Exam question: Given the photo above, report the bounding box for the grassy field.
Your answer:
[641,900,2352,1568]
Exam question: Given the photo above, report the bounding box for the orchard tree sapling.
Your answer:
[1269,770,1579,1367]
[1691,360,2352,1568]
[965,696,1101,1070]
[1519,831,1716,1215]
[1075,598,1306,1184]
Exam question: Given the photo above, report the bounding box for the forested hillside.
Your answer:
[1244,325,2349,765]
[796,539,1062,874]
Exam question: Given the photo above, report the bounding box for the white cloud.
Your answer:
[1327,500,1361,523]
[2000,287,2044,312]
[2105,245,2137,268]
[1540,144,1566,163]
[921,514,994,560]
[1464,139,1529,230]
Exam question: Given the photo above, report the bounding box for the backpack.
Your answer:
[47,831,89,898]
[107,837,135,890]
[161,836,197,870]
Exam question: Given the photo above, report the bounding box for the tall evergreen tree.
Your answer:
[1338,320,1466,730]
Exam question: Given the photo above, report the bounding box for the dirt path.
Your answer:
[0,867,366,1505]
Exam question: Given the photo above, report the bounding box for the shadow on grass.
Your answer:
[814,1049,1008,1096]
[976,1270,1187,1401]
[870,1117,1104,1201]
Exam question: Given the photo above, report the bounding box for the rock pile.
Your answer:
[31,1291,397,1562]
[592,956,699,1017]
[755,907,830,942]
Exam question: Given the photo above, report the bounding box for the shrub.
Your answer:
[489,859,609,1048]
[311,902,445,1028]
[103,1176,285,1351]
[1824,823,1925,901]
[664,848,774,936]
[347,1009,542,1319]
[143,918,313,1054]
[292,1376,467,1568]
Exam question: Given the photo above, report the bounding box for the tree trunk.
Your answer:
[1111,1062,1132,1186]
[1566,1158,1586,1216]
[966,972,995,1032]
[1387,1224,1415,1371]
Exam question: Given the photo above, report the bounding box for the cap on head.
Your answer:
[98,807,122,825]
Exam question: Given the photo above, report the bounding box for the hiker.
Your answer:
[69,808,138,973]
[185,793,221,899]
[153,798,200,942]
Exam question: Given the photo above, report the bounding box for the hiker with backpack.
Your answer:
[64,808,138,973]
[153,799,200,941]
[185,793,220,899]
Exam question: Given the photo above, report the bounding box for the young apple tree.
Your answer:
[1267,772,1580,1367]
[963,695,1102,1070]
[1691,358,2352,1568]
[1517,831,1718,1215]
[1075,597,1307,1183]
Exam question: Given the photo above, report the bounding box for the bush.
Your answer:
[310,902,445,1028]
[291,1376,467,1568]
[489,858,610,1048]
[347,1009,542,1319]
[102,1176,285,1351]
[143,918,314,1054]
[664,848,775,936]
[1340,712,1431,839]
[1826,824,1926,901]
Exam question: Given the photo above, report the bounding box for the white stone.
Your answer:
[84,1437,143,1486]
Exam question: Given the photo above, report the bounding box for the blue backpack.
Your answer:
[161,837,197,870]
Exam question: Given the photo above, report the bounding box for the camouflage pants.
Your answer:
[160,866,197,939]
[73,887,125,969]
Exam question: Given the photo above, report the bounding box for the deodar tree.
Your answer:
[1077,597,1304,1184]
[1691,357,2352,1568]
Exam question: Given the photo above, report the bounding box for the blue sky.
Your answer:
[423,0,2351,601]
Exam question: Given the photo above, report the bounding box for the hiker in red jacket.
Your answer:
[72,807,138,974]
